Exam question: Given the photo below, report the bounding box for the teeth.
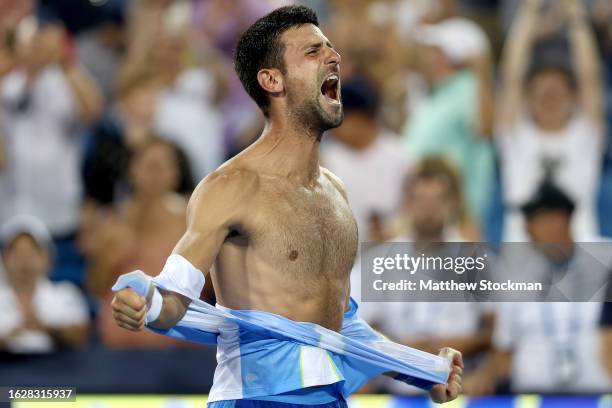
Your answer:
[323,75,339,85]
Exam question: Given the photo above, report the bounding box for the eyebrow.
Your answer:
[304,41,335,51]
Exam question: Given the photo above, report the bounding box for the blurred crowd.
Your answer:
[0,0,611,396]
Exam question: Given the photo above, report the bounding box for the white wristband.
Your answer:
[145,285,163,325]
[151,254,205,300]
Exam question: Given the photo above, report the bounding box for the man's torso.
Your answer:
[209,159,358,331]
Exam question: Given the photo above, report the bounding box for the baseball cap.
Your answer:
[415,17,490,64]
[0,215,54,253]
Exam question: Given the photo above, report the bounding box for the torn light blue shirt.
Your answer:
[112,273,450,403]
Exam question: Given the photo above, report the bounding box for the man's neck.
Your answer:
[253,119,323,186]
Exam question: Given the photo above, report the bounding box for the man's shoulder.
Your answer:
[198,162,261,192]
[188,163,261,213]
[320,167,348,200]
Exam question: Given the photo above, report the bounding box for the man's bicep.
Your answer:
[174,226,224,267]
[170,169,252,274]
[171,212,230,277]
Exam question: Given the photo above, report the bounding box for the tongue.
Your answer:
[322,82,335,99]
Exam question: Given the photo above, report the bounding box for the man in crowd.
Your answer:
[464,179,612,394]
[496,0,604,241]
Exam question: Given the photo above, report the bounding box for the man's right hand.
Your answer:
[111,288,147,331]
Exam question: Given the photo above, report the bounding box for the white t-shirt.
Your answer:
[322,132,410,243]
[0,66,81,235]
[154,68,225,181]
[0,279,89,353]
[494,301,611,393]
[497,114,603,241]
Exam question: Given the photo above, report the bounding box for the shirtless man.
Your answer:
[111,6,462,406]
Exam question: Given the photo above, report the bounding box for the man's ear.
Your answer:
[257,68,284,95]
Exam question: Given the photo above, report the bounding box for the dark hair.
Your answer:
[525,58,577,92]
[341,76,379,117]
[132,137,195,195]
[234,6,319,116]
[521,177,575,219]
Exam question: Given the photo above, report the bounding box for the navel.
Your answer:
[289,250,299,261]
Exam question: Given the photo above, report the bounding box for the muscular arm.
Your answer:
[112,168,258,331]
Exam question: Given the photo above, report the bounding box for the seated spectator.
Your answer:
[0,215,89,353]
[401,16,494,224]
[397,156,479,242]
[86,138,191,349]
[464,180,612,394]
[322,76,410,243]
[354,156,490,394]
[496,0,604,241]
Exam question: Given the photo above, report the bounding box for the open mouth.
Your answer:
[321,74,340,105]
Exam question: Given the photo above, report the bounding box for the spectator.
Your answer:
[0,14,103,252]
[354,157,491,394]
[322,77,410,243]
[82,67,160,207]
[401,17,495,224]
[86,138,190,349]
[496,0,604,241]
[464,179,612,394]
[0,215,89,353]
[399,156,479,241]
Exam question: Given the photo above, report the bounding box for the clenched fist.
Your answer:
[111,288,148,331]
[429,347,464,404]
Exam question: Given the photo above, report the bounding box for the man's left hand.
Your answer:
[429,347,463,404]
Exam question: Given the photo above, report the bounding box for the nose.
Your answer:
[325,47,341,67]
